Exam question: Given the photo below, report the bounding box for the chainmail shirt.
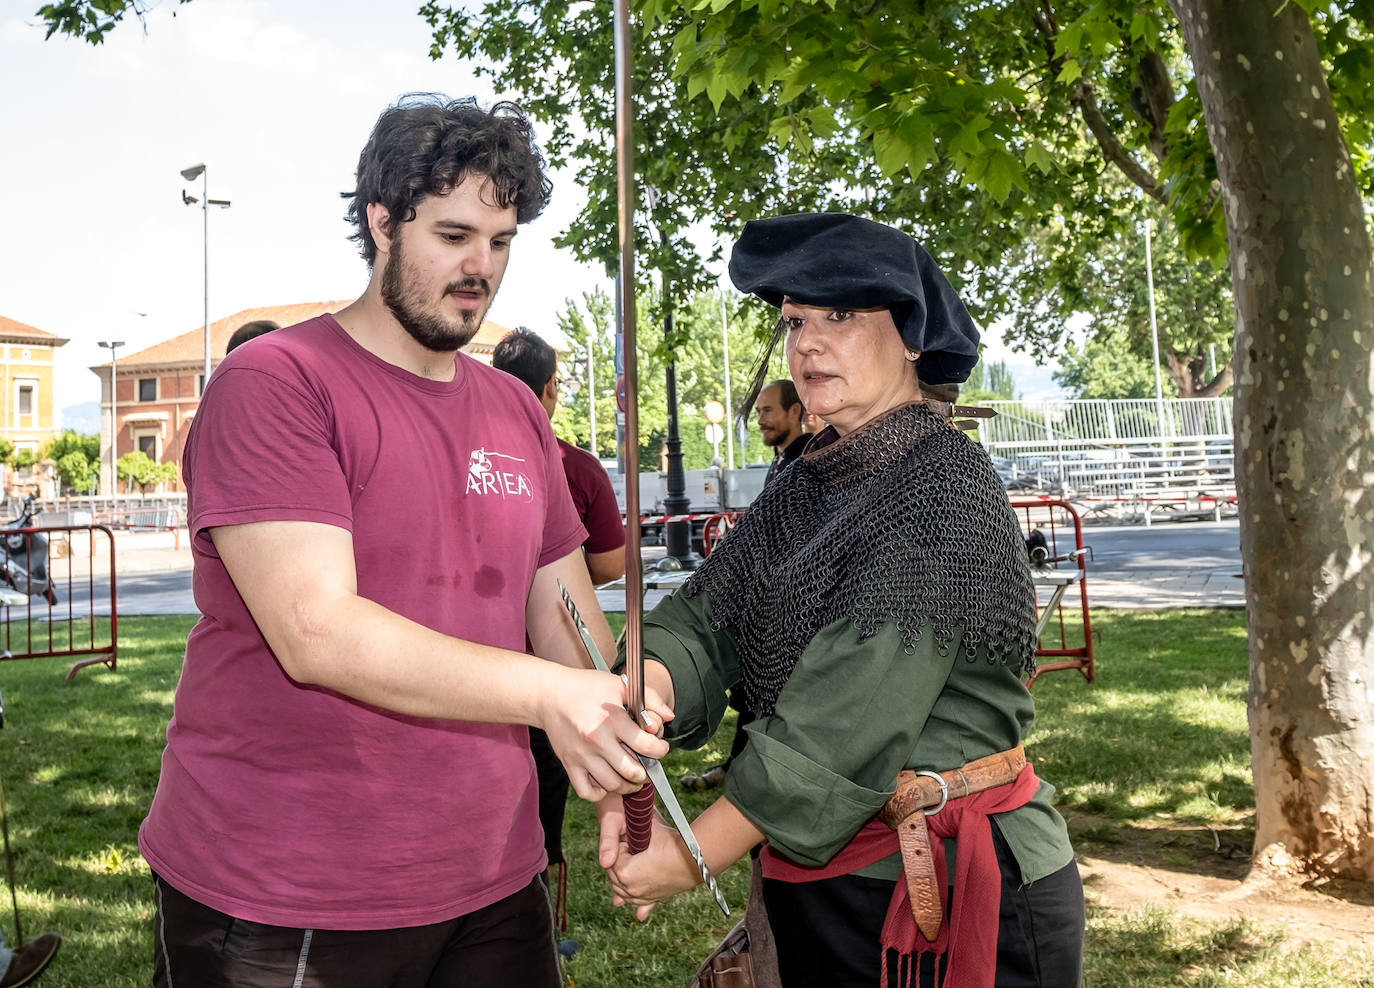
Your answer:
[683,401,1036,715]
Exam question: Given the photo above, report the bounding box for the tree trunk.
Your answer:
[1169,1,1374,882]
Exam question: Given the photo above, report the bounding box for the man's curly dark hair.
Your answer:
[342,94,553,266]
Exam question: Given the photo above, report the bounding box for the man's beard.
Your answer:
[381,233,489,352]
[761,428,784,448]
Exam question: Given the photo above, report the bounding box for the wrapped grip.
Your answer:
[623,781,656,854]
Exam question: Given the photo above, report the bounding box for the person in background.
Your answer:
[755,378,808,487]
[492,327,626,587]
[223,319,279,355]
[491,325,627,958]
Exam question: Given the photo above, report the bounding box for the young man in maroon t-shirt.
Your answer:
[139,95,666,988]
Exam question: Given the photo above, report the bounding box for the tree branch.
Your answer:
[1027,0,1164,201]
[1134,48,1176,162]
[1072,77,1165,202]
[1195,363,1233,398]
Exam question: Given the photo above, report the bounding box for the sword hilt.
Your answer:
[557,582,659,853]
[623,782,656,854]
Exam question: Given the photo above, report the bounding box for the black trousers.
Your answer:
[529,727,569,865]
[152,873,560,988]
[762,821,1084,988]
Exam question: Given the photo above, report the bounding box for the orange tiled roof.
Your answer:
[110,302,511,368]
[0,314,69,346]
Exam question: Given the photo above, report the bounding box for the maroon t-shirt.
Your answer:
[139,315,586,929]
[557,439,625,555]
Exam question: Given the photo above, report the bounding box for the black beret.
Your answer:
[728,212,980,385]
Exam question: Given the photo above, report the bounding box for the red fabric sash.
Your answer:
[760,763,1039,988]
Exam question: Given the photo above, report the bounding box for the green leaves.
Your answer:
[965,147,1027,202]
[413,0,1366,393]
[34,0,192,44]
[1024,140,1056,174]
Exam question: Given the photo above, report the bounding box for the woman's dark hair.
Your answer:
[342,94,553,266]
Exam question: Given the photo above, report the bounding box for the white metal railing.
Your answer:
[979,397,1233,449]
[978,398,1237,514]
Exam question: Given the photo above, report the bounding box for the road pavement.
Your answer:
[55,519,1245,618]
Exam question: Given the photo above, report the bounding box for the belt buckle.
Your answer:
[916,770,949,816]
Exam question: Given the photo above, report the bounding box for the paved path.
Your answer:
[57,521,1246,617]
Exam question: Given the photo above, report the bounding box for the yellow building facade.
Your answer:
[0,315,69,454]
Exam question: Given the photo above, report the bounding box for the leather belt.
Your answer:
[878,744,1027,941]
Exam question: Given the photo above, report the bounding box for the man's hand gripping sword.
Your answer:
[557,581,729,917]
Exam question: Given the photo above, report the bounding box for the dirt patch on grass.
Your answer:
[1067,812,1374,947]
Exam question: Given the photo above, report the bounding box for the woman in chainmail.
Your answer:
[604,213,1084,988]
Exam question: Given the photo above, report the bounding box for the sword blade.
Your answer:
[612,0,644,721]
[557,580,729,916]
[637,752,730,916]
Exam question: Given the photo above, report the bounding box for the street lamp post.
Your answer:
[718,293,735,470]
[587,330,597,458]
[97,340,124,509]
[1143,217,1168,444]
[180,163,231,382]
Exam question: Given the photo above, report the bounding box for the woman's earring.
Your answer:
[905,350,919,361]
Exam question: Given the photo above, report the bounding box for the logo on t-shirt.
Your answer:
[466,448,534,500]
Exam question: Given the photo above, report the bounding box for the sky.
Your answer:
[1,0,1060,430]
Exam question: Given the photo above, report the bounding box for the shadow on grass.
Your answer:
[1026,610,1253,828]
[1075,818,1253,880]
[1086,906,1273,986]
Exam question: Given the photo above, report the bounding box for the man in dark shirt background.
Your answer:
[491,327,626,957]
[756,378,808,486]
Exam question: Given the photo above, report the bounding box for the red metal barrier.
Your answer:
[0,524,118,681]
[1009,499,1094,686]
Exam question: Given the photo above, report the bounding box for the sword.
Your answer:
[610,0,659,868]
[558,581,729,916]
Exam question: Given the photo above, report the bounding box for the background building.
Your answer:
[0,314,69,453]
[90,302,510,494]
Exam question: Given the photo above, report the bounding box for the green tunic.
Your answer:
[642,588,1074,884]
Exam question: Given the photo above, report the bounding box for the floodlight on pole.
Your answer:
[97,340,124,505]
[181,162,230,382]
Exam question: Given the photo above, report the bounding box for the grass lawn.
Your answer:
[0,611,1370,986]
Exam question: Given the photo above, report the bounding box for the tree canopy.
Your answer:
[43,430,101,493]
[421,1,1370,393]
[116,450,177,493]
